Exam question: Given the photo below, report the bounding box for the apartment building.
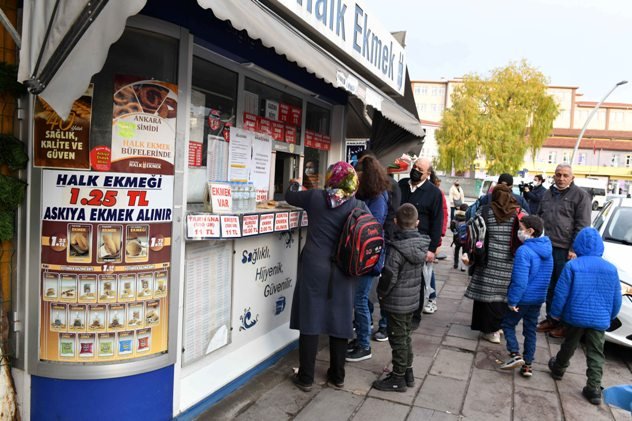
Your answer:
[413,79,632,195]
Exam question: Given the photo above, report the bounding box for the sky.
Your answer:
[363,0,632,104]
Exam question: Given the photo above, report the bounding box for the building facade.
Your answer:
[412,79,632,195]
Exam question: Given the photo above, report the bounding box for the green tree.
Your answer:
[436,60,559,175]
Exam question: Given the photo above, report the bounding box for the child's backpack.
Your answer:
[466,205,491,267]
[465,195,484,221]
[456,221,468,247]
[335,208,385,277]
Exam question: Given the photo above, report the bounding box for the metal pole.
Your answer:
[571,80,628,165]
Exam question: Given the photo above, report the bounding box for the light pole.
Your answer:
[571,80,628,165]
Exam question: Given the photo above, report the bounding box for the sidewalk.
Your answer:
[197,248,632,421]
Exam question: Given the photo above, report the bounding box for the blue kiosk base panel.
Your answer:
[31,365,174,421]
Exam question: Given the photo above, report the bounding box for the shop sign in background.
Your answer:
[39,169,173,363]
[231,230,299,348]
[346,139,368,166]
[33,86,93,169]
[110,76,178,175]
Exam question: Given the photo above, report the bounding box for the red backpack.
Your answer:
[335,208,384,277]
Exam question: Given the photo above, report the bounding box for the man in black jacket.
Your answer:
[398,157,443,328]
[522,174,546,215]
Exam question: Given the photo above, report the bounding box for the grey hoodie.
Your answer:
[378,230,430,314]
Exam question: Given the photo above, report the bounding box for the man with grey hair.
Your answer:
[536,164,592,337]
[398,157,444,328]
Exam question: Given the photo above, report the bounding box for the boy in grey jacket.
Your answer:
[374,204,430,392]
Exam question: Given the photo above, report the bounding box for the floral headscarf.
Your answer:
[325,161,358,208]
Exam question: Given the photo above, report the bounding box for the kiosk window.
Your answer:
[190,57,238,167]
[303,103,331,190]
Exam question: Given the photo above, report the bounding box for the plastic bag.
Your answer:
[422,263,434,307]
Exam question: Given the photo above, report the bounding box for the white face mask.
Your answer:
[517,230,531,243]
[305,167,315,176]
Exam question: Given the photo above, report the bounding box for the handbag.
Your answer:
[454,198,463,207]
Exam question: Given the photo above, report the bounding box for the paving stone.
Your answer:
[335,364,380,396]
[412,332,442,357]
[351,397,410,421]
[368,372,423,405]
[235,379,318,421]
[474,349,510,372]
[452,312,471,325]
[410,356,434,379]
[447,324,479,340]
[294,388,363,421]
[414,374,467,413]
[407,407,459,421]
[556,372,615,420]
[429,348,474,380]
[513,388,562,421]
[611,406,631,421]
[462,368,512,420]
[418,321,449,338]
[515,365,557,392]
[441,336,478,352]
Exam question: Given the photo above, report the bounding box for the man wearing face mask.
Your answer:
[398,157,444,328]
[536,164,592,338]
[449,180,465,221]
[522,174,546,215]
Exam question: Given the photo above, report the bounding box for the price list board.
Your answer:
[182,242,232,365]
[39,170,173,363]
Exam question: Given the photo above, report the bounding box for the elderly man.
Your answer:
[536,164,592,338]
[399,157,444,328]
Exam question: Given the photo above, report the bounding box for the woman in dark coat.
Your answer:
[285,161,362,391]
[465,184,520,344]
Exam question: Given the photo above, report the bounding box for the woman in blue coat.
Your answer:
[285,161,362,391]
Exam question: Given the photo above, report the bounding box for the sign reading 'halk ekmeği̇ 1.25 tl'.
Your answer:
[272,0,406,95]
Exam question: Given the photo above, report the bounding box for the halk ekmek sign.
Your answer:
[273,0,406,95]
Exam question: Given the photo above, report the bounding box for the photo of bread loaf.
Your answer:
[97,226,123,263]
[70,232,89,255]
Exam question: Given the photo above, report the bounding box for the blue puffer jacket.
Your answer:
[551,227,622,330]
[507,236,553,306]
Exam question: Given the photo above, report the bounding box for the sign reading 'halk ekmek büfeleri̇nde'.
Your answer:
[272,0,406,95]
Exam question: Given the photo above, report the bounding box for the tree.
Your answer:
[436,60,559,175]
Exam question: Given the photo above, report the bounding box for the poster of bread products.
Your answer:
[110,76,178,175]
[33,85,93,169]
[39,169,173,363]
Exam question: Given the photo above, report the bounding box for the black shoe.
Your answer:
[346,339,357,353]
[582,386,602,405]
[291,374,313,392]
[326,369,344,389]
[346,346,372,362]
[373,373,408,392]
[453,264,458,269]
[404,367,415,387]
[372,328,388,342]
[548,357,564,380]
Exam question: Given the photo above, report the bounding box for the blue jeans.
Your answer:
[354,275,373,349]
[501,304,541,363]
[429,271,436,300]
[368,300,388,330]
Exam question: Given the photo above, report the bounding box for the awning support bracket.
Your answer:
[0,7,20,48]
[25,0,110,95]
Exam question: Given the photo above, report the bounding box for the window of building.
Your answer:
[431,87,437,96]
[431,104,437,112]
[421,87,428,95]
[547,151,557,164]
[438,87,445,97]
[414,86,421,94]
[562,152,569,164]
[626,154,632,167]
[611,154,619,167]
[577,153,586,165]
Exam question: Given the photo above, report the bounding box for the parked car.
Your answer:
[592,197,632,348]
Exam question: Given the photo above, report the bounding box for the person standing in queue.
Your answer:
[398,157,443,329]
[285,161,362,391]
[536,164,592,338]
[346,155,389,362]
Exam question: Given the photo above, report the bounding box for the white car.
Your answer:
[592,197,632,348]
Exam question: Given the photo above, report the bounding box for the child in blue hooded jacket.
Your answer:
[548,227,621,405]
[500,215,553,377]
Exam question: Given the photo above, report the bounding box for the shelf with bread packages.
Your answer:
[185,200,307,241]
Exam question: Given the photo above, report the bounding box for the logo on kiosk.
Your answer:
[241,246,271,264]
[275,296,286,315]
[239,307,259,331]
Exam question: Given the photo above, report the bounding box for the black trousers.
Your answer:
[545,247,569,318]
[298,334,347,385]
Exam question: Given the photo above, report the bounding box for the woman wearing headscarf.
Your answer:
[285,161,364,391]
[346,155,389,362]
[465,184,521,344]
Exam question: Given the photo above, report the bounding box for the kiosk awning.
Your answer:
[18,0,423,138]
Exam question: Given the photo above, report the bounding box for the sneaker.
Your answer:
[423,300,437,314]
[481,331,501,344]
[291,374,313,392]
[582,386,602,405]
[372,328,389,342]
[520,364,533,377]
[373,373,408,392]
[404,367,415,387]
[548,357,564,380]
[346,339,357,353]
[500,353,525,370]
[346,346,372,362]
[536,319,556,333]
